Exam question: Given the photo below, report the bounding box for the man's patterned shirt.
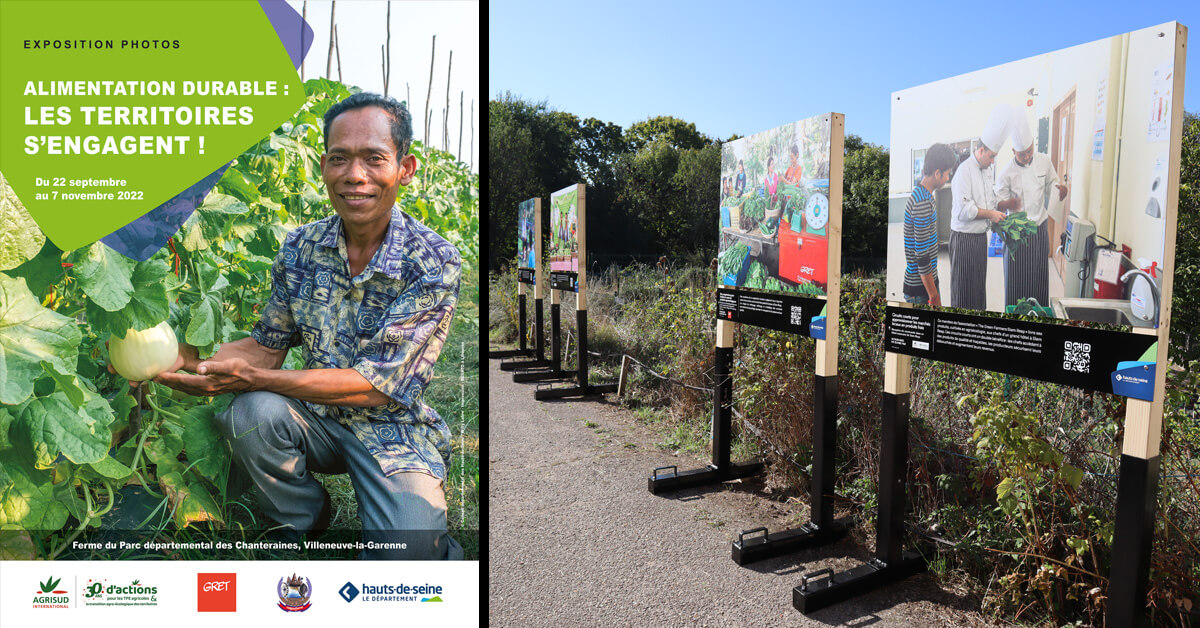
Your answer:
[251,205,460,479]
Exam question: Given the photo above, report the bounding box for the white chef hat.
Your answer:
[981,103,1011,152]
[1011,108,1034,151]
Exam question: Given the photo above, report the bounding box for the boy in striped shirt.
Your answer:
[903,143,957,305]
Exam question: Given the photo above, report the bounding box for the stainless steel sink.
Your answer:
[1050,297,1155,328]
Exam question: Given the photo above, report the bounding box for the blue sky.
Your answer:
[489,0,1200,148]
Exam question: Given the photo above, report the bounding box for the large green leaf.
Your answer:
[69,242,135,312]
[0,273,81,405]
[0,454,68,531]
[146,431,183,468]
[40,362,86,409]
[5,240,65,299]
[13,391,113,466]
[0,171,46,271]
[216,168,261,205]
[200,191,250,215]
[185,296,221,348]
[84,260,174,335]
[87,455,133,480]
[181,405,227,480]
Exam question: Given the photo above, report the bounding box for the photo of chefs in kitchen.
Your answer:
[886,22,1180,328]
[718,115,832,297]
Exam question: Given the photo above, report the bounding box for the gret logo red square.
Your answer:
[197,573,236,612]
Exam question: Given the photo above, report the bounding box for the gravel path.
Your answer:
[488,358,997,627]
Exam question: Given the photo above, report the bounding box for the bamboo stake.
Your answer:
[444,50,452,151]
[424,35,436,146]
[406,82,411,108]
[458,90,464,160]
[325,1,336,79]
[334,25,342,81]
[384,1,391,97]
[469,98,474,170]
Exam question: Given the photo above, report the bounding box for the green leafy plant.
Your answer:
[992,211,1038,259]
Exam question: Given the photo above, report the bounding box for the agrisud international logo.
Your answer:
[32,575,71,608]
[339,579,444,603]
[81,577,159,607]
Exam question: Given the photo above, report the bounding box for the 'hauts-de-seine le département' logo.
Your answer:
[33,576,70,608]
[340,580,444,603]
[81,577,159,607]
[277,573,313,612]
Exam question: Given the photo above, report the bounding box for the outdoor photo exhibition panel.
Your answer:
[796,24,1187,625]
[507,189,573,381]
[491,198,543,361]
[530,184,617,399]
[649,113,847,564]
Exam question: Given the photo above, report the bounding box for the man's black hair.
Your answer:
[323,92,413,155]
[923,142,957,176]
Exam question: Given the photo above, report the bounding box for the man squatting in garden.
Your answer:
[902,143,957,306]
[122,93,463,560]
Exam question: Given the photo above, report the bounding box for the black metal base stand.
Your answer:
[648,345,764,493]
[533,309,617,399]
[1106,454,1159,627]
[732,517,852,565]
[502,299,556,373]
[648,461,765,494]
[534,382,619,400]
[792,550,926,613]
[511,368,573,382]
[793,391,925,614]
[490,293,533,359]
[732,374,846,565]
[489,348,532,359]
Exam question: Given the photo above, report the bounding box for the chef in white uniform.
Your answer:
[994,112,1069,306]
[948,104,1009,310]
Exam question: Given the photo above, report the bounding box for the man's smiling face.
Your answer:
[320,106,416,234]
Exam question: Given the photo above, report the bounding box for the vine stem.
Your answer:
[143,386,181,422]
[130,408,165,498]
[982,546,1108,582]
[48,480,97,560]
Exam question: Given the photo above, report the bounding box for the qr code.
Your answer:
[790,305,804,326]
[1062,341,1091,373]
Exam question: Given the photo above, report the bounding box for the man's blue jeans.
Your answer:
[215,390,462,560]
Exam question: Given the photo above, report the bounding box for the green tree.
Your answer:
[671,143,721,263]
[1170,111,1199,362]
[625,116,710,152]
[487,94,582,270]
[841,135,890,264]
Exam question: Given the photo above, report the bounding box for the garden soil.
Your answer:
[489,359,999,627]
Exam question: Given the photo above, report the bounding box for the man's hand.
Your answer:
[998,196,1022,212]
[1056,184,1068,201]
[984,209,1005,223]
[154,358,260,397]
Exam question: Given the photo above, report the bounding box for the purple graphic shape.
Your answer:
[257,0,314,70]
[100,164,230,261]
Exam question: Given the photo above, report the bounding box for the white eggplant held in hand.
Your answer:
[108,321,179,381]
